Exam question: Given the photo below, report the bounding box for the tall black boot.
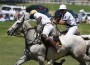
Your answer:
[46,37,62,53]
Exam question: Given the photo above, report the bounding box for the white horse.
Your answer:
[7,15,90,65]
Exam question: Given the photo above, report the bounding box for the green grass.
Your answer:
[0,22,24,65]
[78,23,90,34]
[0,3,90,65]
[0,21,90,65]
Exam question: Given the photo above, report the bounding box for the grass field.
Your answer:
[0,21,90,65]
[0,3,90,65]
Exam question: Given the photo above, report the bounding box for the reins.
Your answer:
[10,15,25,34]
[24,27,41,46]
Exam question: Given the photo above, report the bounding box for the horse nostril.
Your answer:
[7,30,13,36]
[7,31,10,35]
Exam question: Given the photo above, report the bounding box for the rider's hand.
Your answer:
[55,19,60,24]
[53,20,58,24]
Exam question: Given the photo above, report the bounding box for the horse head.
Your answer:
[7,15,32,36]
[7,15,39,45]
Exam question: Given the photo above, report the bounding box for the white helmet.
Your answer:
[59,4,67,10]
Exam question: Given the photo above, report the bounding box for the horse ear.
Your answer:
[17,15,25,26]
[19,15,25,23]
[22,15,25,23]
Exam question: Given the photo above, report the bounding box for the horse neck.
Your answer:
[22,21,32,34]
[23,20,32,29]
[24,27,37,44]
[21,21,36,43]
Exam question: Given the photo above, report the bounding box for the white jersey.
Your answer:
[34,12,53,37]
[34,12,51,25]
[62,11,77,26]
[62,11,78,35]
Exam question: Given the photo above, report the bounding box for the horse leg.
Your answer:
[72,43,90,61]
[87,47,90,57]
[47,60,55,65]
[75,51,90,62]
[38,56,45,65]
[14,55,31,65]
[72,56,88,65]
[87,48,90,64]
[85,40,90,47]
[71,45,90,65]
[80,54,90,65]
[47,59,65,65]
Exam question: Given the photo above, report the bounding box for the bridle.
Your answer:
[23,27,41,46]
[10,15,25,35]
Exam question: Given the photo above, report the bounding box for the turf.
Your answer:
[0,3,90,65]
[0,21,90,65]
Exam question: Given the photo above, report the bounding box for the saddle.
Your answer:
[35,23,62,47]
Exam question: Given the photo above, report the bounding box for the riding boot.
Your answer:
[46,37,61,53]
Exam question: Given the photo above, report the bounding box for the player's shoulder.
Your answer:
[66,11,72,15]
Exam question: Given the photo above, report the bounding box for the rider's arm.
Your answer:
[58,19,66,25]
[36,16,42,25]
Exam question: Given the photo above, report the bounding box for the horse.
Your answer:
[7,15,90,65]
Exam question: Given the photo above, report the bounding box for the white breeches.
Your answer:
[66,26,78,35]
[42,24,53,37]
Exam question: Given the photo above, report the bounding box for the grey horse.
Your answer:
[7,16,90,65]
